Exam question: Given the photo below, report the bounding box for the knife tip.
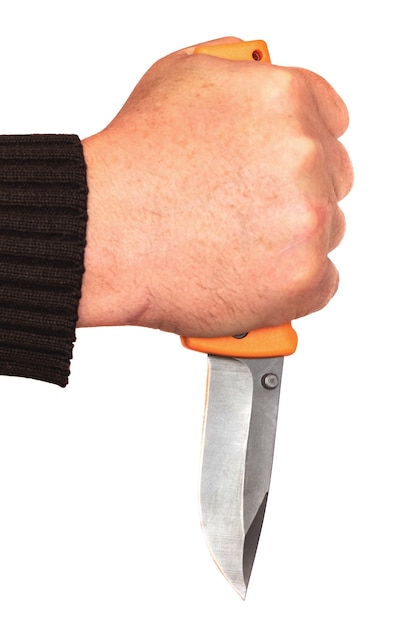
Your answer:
[237,587,247,601]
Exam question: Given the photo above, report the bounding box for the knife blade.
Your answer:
[181,40,298,599]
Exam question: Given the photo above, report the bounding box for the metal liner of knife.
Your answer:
[181,40,298,599]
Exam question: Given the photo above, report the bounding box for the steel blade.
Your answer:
[199,355,284,598]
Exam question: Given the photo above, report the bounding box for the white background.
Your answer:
[1,1,416,624]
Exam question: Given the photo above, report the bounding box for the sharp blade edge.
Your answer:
[199,355,284,598]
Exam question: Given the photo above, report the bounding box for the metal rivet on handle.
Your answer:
[261,373,280,390]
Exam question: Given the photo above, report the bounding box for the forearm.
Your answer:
[0,134,88,386]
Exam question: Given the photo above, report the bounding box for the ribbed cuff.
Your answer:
[0,134,88,386]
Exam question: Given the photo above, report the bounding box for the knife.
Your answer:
[181,40,298,599]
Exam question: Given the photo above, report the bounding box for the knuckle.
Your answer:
[273,67,305,103]
[254,66,306,114]
[289,250,332,310]
[291,133,326,175]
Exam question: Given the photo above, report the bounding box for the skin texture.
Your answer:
[78,37,353,337]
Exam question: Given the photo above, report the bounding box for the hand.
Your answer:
[78,37,353,337]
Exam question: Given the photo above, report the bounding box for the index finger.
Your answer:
[176,40,350,138]
[292,67,350,138]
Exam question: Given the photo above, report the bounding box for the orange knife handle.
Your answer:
[181,324,298,358]
[182,40,297,359]
[194,40,271,63]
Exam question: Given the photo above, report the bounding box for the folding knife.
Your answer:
[181,40,298,599]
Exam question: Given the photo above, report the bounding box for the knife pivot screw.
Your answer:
[262,373,280,390]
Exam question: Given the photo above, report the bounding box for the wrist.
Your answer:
[78,131,152,328]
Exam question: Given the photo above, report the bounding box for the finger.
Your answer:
[328,204,346,253]
[330,138,355,201]
[294,257,341,321]
[312,258,340,312]
[293,68,350,139]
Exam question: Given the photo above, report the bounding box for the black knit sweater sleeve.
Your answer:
[0,135,88,387]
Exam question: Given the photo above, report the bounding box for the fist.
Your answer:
[78,37,353,336]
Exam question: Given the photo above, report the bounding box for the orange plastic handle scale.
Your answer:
[181,40,298,359]
[181,324,297,358]
[194,39,271,63]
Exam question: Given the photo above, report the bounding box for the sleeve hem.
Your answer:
[0,134,88,387]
